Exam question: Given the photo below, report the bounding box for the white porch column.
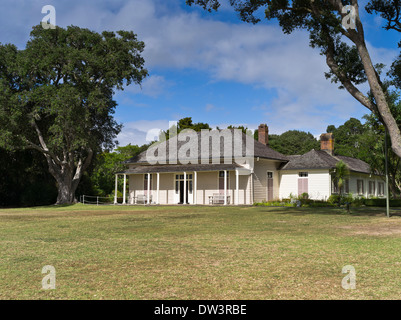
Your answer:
[156,172,160,204]
[123,174,127,204]
[250,172,254,205]
[236,169,239,205]
[183,172,187,204]
[114,174,118,204]
[147,173,151,204]
[194,171,197,205]
[224,170,227,205]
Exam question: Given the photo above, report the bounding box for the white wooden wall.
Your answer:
[279,170,331,200]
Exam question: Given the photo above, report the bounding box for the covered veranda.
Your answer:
[114,163,252,205]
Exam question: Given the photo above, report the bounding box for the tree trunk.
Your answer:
[349,18,401,159]
[27,120,94,205]
[324,1,401,159]
[56,176,77,205]
[43,151,93,205]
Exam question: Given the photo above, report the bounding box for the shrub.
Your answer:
[391,199,401,207]
[328,193,354,206]
[328,194,340,205]
[365,199,401,207]
[254,198,334,208]
[304,200,335,208]
[253,200,296,207]
[298,192,309,200]
[351,196,366,207]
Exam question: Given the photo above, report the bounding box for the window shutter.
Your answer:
[298,178,308,195]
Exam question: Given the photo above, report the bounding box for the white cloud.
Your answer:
[1,0,397,137]
[125,75,174,97]
[117,119,171,146]
[99,1,390,130]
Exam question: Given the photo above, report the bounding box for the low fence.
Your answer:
[79,195,122,205]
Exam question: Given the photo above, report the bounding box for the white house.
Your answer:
[115,125,384,205]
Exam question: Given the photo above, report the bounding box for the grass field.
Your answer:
[1,204,401,299]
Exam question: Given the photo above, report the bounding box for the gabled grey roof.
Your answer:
[119,163,245,174]
[125,130,288,164]
[335,155,372,174]
[280,149,373,174]
[280,150,337,170]
[123,129,374,175]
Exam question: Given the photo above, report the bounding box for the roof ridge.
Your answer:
[126,128,289,164]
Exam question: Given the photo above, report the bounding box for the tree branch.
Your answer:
[324,34,377,113]
[71,148,93,191]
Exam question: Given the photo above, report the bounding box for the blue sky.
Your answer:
[1,0,399,146]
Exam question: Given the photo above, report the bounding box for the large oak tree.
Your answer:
[0,25,147,204]
[186,0,401,159]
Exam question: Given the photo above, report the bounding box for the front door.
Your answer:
[174,174,193,204]
[179,181,186,204]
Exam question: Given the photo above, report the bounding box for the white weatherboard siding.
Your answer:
[160,173,175,204]
[279,170,331,200]
[253,159,281,202]
[129,174,144,204]
[125,163,384,205]
[279,171,298,200]
[194,171,249,205]
[195,171,217,205]
[349,174,366,197]
[279,170,385,201]
[128,173,174,204]
[307,170,331,200]
[239,171,251,205]
[348,173,385,198]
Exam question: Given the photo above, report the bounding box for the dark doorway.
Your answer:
[179,181,189,204]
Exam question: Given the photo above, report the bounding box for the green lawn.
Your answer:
[1,204,401,299]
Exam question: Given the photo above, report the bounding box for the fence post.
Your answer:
[97,196,99,206]
[83,195,85,205]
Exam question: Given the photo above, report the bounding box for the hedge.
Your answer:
[364,199,401,207]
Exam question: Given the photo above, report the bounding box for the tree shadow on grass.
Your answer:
[260,206,401,217]
[0,203,77,210]
[7,203,80,211]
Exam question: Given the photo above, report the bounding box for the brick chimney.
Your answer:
[320,133,334,155]
[258,124,269,146]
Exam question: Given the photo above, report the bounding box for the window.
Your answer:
[267,171,274,201]
[144,174,152,194]
[357,179,364,195]
[345,179,349,194]
[332,178,349,194]
[218,171,229,194]
[175,173,193,194]
[378,182,385,196]
[369,181,376,196]
[176,173,192,180]
[332,179,339,194]
[299,172,308,177]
